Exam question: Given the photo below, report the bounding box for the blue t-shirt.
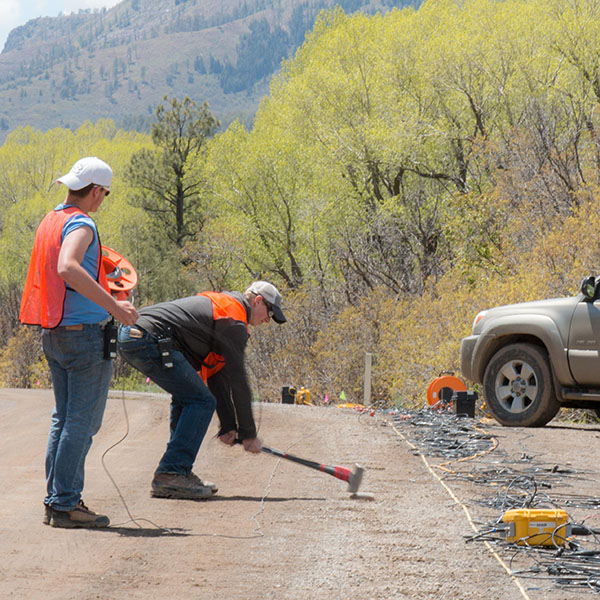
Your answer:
[57,204,110,326]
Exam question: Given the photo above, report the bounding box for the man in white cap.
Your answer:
[117,281,286,500]
[20,157,138,528]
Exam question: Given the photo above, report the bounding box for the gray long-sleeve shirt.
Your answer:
[135,292,256,439]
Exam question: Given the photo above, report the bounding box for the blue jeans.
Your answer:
[118,325,216,474]
[42,325,113,511]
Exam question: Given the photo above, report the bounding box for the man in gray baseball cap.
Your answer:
[245,280,286,324]
[117,281,286,500]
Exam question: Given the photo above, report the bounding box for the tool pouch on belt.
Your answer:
[158,337,174,369]
[103,319,118,359]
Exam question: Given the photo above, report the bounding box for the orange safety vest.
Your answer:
[197,291,249,383]
[19,206,109,328]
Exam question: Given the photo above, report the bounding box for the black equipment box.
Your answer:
[452,390,477,418]
[281,385,297,404]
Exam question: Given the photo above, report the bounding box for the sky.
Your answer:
[0,0,121,52]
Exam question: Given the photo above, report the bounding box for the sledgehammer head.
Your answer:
[348,463,364,493]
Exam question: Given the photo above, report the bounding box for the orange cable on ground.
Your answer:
[434,424,499,474]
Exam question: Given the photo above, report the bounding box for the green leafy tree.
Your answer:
[127,96,219,248]
[203,120,314,290]
[261,8,452,296]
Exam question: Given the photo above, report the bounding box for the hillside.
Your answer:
[0,0,419,143]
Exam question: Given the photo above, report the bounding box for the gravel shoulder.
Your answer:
[1,388,599,599]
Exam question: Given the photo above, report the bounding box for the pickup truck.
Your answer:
[460,276,600,426]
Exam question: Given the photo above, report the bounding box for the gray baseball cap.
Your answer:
[245,281,286,323]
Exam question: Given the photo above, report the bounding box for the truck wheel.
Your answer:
[483,343,560,427]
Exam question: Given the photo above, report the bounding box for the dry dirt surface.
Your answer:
[2,388,600,600]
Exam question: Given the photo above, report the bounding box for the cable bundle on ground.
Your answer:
[391,409,600,595]
[392,409,496,459]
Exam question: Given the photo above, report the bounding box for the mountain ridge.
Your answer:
[0,0,419,143]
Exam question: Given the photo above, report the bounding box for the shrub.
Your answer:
[0,326,50,388]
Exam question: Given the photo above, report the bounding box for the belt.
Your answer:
[61,320,111,331]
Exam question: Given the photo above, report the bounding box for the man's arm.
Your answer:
[208,370,237,437]
[58,227,138,326]
[209,370,261,452]
[211,319,262,452]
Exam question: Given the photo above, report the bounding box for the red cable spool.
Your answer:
[101,246,137,301]
[427,373,467,407]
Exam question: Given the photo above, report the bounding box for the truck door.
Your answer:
[567,300,600,385]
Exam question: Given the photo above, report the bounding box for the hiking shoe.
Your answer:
[43,503,52,526]
[50,500,110,529]
[151,472,217,500]
[186,472,218,494]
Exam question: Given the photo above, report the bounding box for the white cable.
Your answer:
[389,417,533,600]
[102,392,268,538]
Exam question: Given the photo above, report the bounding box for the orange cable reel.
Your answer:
[426,372,467,409]
[101,246,137,301]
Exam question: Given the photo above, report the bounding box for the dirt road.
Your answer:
[1,388,599,599]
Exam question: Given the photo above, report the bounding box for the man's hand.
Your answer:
[218,430,237,446]
[242,437,262,453]
[112,300,138,326]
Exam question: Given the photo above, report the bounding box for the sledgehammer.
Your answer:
[238,440,372,498]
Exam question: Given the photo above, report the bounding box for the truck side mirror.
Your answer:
[581,276,597,301]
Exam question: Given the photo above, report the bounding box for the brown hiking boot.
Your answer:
[151,472,217,500]
[50,500,110,529]
[43,504,52,526]
[187,472,218,494]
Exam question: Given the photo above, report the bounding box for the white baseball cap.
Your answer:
[56,157,112,191]
[245,281,286,323]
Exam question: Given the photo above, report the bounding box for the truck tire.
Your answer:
[483,343,560,427]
